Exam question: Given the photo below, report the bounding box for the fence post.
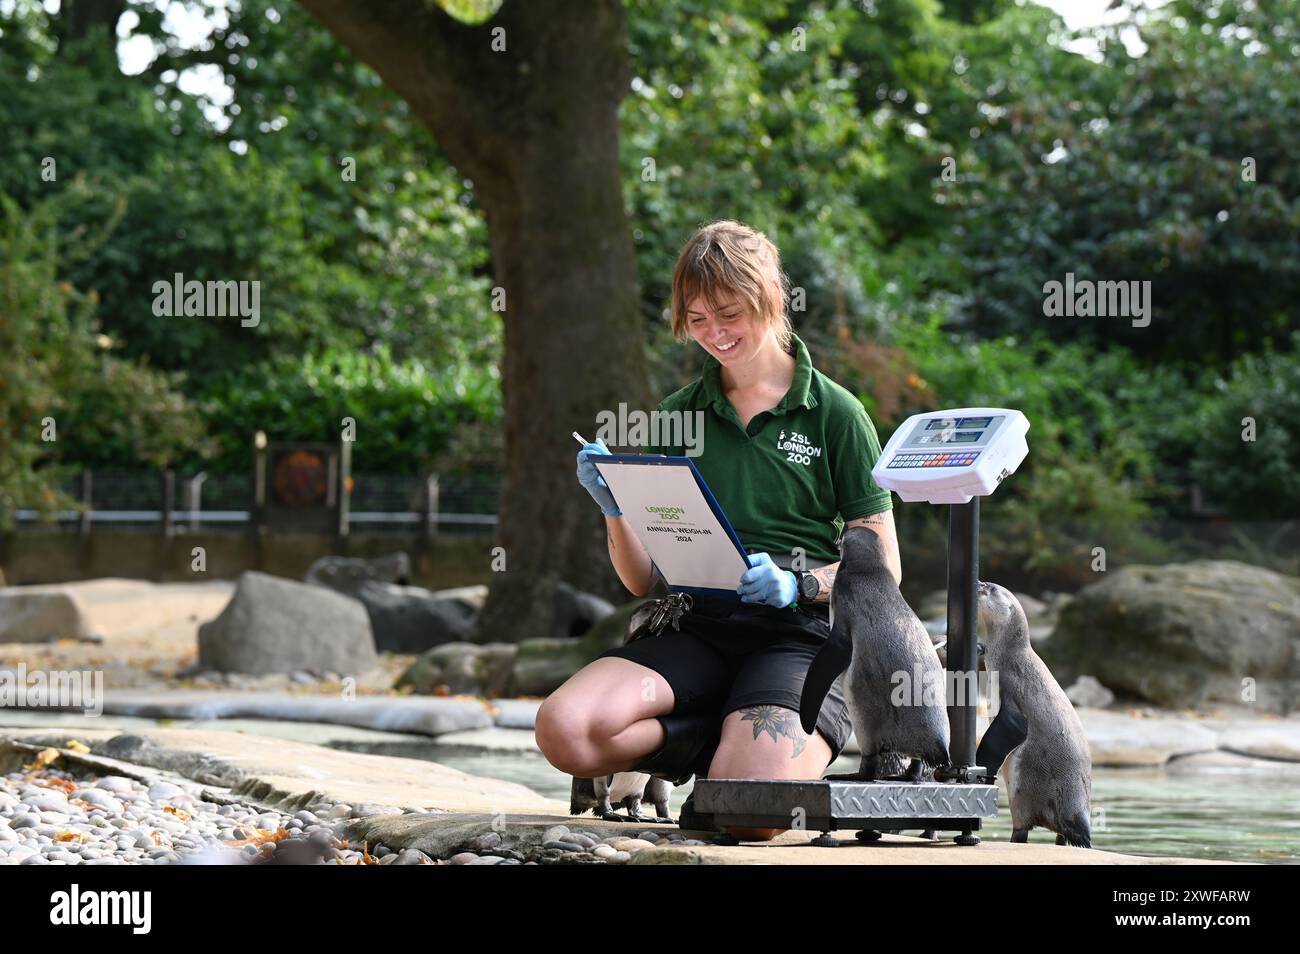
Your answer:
[187,472,207,532]
[252,431,267,537]
[337,437,352,540]
[424,473,439,545]
[79,470,93,539]
[160,470,175,539]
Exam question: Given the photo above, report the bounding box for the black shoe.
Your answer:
[630,713,720,787]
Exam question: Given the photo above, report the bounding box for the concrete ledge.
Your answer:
[0,725,1224,865]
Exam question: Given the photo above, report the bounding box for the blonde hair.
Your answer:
[669,220,793,352]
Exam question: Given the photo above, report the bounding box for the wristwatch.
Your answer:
[792,569,820,603]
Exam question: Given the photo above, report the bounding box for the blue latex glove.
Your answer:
[576,436,622,517]
[737,552,797,607]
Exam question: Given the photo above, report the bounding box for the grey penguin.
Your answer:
[567,598,676,824]
[975,581,1092,848]
[800,526,951,782]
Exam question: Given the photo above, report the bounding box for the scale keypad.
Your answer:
[886,452,980,469]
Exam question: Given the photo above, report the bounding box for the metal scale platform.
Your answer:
[686,408,1031,845]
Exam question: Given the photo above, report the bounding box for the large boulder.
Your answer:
[304,552,411,599]
[395,599,641,697]
[1043,560,1300,712]
[357,582,484,654]
[395,642,517,696]
[199,571,376,676]
[0,587,91,642]
[510,601,640,695]
[550,581,615,639]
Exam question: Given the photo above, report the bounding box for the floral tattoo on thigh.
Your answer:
[740,705,807,758]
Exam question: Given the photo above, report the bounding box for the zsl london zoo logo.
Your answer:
[646,505,686,521]
[777,430,822,467]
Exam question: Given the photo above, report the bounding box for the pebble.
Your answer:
[0,764,708,869]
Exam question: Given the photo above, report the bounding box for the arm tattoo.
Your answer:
[739,705,807,758]
[809,565,837,602]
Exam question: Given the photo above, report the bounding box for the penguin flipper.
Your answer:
[799,606,853,736]
[975,696,1029,780]
[1057,811,1092,849]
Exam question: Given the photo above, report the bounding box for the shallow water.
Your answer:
[331,740,1300,864]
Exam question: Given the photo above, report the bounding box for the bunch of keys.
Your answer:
[645,592,693,638]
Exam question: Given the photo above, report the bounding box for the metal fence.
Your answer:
[13,470,502,535]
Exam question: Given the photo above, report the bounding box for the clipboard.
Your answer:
[592,454,751,597]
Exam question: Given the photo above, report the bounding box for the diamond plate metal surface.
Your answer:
[695,779,997,819]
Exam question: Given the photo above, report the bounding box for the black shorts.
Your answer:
[596,593,853,762]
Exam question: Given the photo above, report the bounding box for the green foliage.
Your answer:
[1182,335,1300,520]
[943,0,1300,363]
[195,346,500,476]
[0,0,497,376]
[0,184,207,525]
[887,316,1184,575]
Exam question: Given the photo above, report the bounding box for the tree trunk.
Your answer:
[59,0,127,64]
[297,0,650,641]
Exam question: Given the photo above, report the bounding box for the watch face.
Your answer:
[799,573,819,599]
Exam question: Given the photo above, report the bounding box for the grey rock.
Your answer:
[357,581,480,654]
[1044,560,1300,711]
[0,587,91,642]
[396,641,516,696]
[305,553,411,599]
[551,581,616,640]
[543,839,586,852]
[1066,675,1115,709]
[198,571,376,676]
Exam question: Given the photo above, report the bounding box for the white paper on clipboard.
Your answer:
[592,458,749,593]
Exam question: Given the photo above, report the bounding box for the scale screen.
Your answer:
[872,407,1029,504]
[904,415,1005,449]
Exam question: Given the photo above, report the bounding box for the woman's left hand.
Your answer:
[737,552,797,607]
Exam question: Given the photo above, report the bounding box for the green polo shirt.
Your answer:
[648,333,892,564]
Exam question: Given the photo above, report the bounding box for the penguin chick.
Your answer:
[800,526,951,782]
[569,773,673,823]
[975,581,1092,848]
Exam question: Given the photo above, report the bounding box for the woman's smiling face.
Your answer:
[685,293,765,365]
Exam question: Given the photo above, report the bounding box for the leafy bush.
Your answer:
[0,186,208,523]
[877,316,1184,579]
[195,346,501,476]
[1182,335,1300,520]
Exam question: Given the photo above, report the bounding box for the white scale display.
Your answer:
[872,407,1030,504]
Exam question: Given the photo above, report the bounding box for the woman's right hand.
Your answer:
[576,437,622,516]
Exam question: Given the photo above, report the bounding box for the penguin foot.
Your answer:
[597,810,631,823]
[1011,829,1029,843]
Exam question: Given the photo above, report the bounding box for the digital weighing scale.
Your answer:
[686,408,1030,845]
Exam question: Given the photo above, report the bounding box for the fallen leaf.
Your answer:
[53,831,83,843]
[22,748,60,772]
[64,740,91,753]
[223,827,292,848]
[162,805,191,822]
